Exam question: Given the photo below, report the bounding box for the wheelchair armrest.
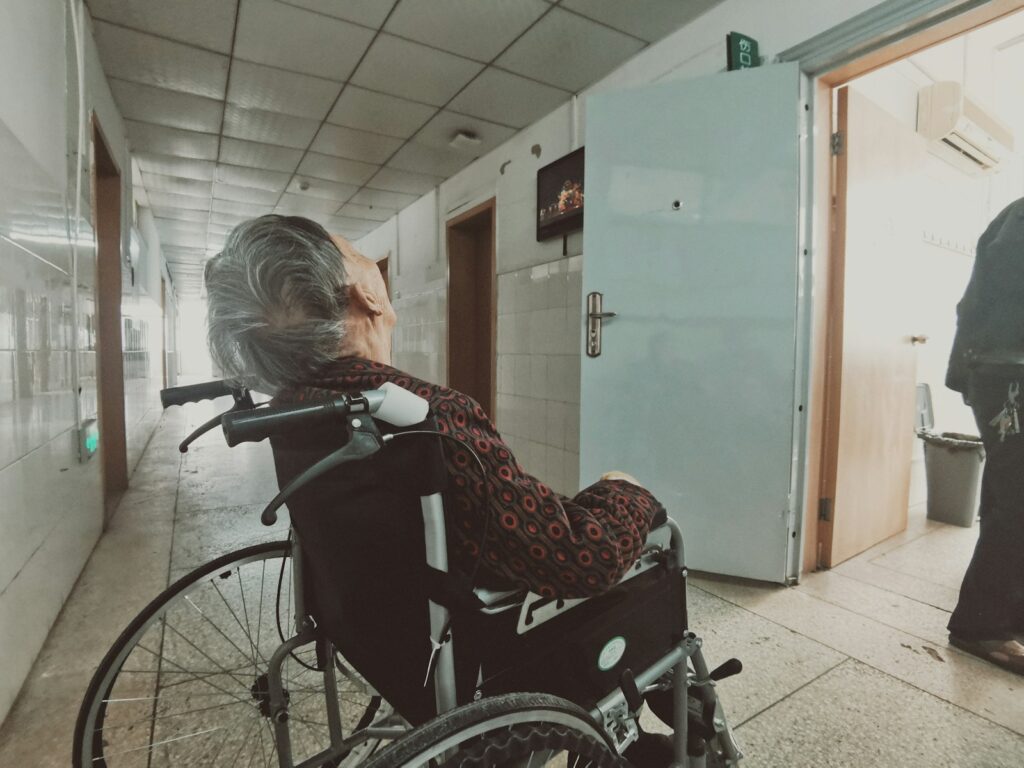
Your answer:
[474,586,527,614]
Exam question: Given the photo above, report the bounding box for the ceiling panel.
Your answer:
[212,182,281,205]
[560,0,723,43]
[387,141,471,177]
[413,110,516,154]
[348,187,419,210]
[158,229,209,248]
[93,21,229,100]
[324,215,378,234]
[234,0,375,79]
[310,123,404,164]
[227,60,341,119]
[141,172,213,197]
[126,121,219,160]
[383,0,550,62]
[211,210,252,227]
[218,138,304,172]
[88,0,238,54]
[496,7,645,92]
[222,105,321,149]
[351,34,484,107]
[276,192,344,216]
[297,152,379,185]
[337,202,395,222]
[110,79,224,134]
[147,191,212,211]
[287,176,360,202]
[365,167,442,195]
[274,0,397,28]
[212,198,272,217]
[153,208,211,223]
[447,67,569,128]
[327,85,435,139]
[214,164,292,192]
[135,153,216,181]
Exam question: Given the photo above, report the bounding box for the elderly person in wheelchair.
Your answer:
[73,215,742,768]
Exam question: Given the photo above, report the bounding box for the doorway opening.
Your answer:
[92,118,128,520]
[810,9,1024,580]
[446,199,496,417]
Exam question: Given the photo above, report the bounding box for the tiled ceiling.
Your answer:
[87,0,723,295]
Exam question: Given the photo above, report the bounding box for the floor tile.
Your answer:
[693,577,1024,735]
[738,659,1024,768]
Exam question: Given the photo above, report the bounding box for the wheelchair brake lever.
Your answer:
[177,389,258,453]
[260,415,385,526]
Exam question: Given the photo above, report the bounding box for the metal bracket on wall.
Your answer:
[586,292,617,357]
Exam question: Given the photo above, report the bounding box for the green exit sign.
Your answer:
[80,419,99,462]
[727,32,760,70]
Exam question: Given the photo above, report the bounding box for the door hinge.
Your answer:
[818,497,833,522]
[830,131,844,156]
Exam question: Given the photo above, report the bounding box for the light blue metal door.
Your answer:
[580,63,802,583]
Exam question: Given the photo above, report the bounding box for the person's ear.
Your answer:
[350,283,384,317]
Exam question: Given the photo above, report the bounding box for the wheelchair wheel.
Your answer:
[73,540,390,768]
[361,693,629,768]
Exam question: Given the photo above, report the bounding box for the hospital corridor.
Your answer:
[2,1,1024,767]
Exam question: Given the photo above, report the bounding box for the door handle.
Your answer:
[910,334,929,345]
[587,292,616,357]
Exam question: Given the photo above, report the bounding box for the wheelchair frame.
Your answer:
[263,484,743,767]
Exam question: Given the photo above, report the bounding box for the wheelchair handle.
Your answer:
[221,382,429,447]
[161,380,237,408]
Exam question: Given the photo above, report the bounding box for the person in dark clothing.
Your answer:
[945,196,1024,675]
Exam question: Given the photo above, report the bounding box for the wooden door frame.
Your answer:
[445,198,497,417]
[91,114,128,520]
[804,1,1023,572]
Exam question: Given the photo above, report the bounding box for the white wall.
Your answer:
[0,0,174,725]
[358,0,888,494]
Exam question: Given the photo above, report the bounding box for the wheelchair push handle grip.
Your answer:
[221,383,430,447]
[160,380,235,408]
[222,398,351,447]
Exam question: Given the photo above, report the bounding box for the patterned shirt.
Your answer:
[281,357,664,599]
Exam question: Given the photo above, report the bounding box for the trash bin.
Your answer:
[920,431,985,527]
[915,384,984,528]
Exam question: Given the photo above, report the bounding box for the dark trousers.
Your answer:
[947,376,1024,640]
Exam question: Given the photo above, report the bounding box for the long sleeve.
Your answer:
[433,396,662,598]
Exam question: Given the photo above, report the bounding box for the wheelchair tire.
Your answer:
[73,540,389,768]
[360,693,629,768]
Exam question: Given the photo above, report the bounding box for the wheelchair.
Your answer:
[74,380,744,768]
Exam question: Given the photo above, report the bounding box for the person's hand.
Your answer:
[601,470,641,486]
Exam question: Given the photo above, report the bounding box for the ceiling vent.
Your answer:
[917,82,1015,175]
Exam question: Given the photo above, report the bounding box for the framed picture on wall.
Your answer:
[536,147,584,241]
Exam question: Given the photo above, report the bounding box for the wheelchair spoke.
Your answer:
[80,544,390,768]
[209,574,265,671]
[96,725,224,759]
[95,697,254,732]
[183,594,264,674]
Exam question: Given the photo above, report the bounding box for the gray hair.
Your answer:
[205,215,349,393]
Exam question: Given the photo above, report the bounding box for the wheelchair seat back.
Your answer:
[272,417,448,725]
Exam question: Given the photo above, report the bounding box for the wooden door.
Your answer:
[92,118,128,519]
[819,86,928,567]
[446,199,496,418]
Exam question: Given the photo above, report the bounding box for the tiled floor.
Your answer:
[0,402,1021,767]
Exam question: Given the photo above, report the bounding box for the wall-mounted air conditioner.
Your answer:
[917,82,1014,175]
